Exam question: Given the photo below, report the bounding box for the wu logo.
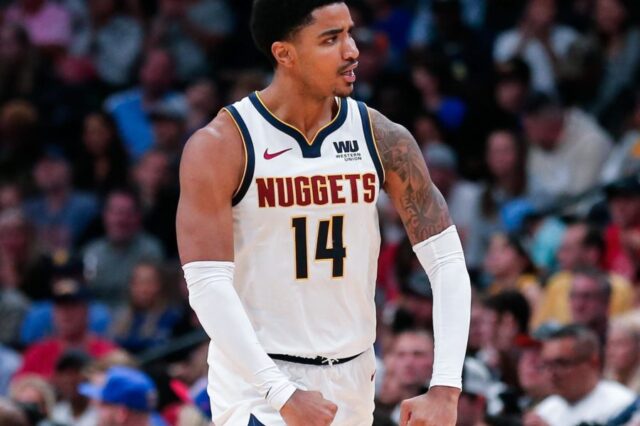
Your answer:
[333,140,359,154]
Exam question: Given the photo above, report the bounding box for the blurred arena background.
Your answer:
[0,0,639,425]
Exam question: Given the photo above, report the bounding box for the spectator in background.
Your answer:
[423,0,493,99]
[423,143,482,269]
[585,0,640,133]
[466,296,486,357]
[527,325,635,426]
[51,350,96,426]
[478,291,531,388]
[0,280,28,347]
[24,151,99,254]
[16,276,117,379]
[148,104,187,169]
[148,0,234,82]
[17,252,111,347]
[0,182,23,213]
[482,58,532,134]
[132,150,179,257]
[483,233,541,310]
[0,344,20,396]
[459,60,531,167]
[69,0,143,87]
[374,330,434,425]
[0,216,31,347]
[83,190,163,307]
[601,92,640,182]
[604,176,640,281]
[9,374,59,426]
[79,366,165,426]
[457,357,494,426]
[523,93,612,201]
[4,0,72,53]
[411,57,467,133]
[475,130,530,266]
[105,47,186,161]
[569,267,612,343]
[224,69,267,105]
[392,237,434,332]
[368,0,411,67]
[19,291,112,347]
[533,221,633,328]
[73,111,129,195]
[411,111,444,148]
[409,0,487,49]
[494,0,579,95]
[0,23,48,106]
[516,334,551,412]
[184,79,220,136]
[0,208,51,301]
[605,317,640,393]
[390,330,433,392]
[0,100,42,182]
[0,398,28,426]
[111,261,182,353]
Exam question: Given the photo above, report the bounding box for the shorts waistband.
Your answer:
[268,351,363,366]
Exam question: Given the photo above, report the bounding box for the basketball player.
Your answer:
[177,1,471,425]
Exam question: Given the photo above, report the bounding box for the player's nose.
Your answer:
[343,36,359,61]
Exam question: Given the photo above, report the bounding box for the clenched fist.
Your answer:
[280,389,338,426]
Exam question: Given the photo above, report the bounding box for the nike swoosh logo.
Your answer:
[263,148,292,160]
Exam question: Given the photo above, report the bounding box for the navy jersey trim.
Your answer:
[357,101,385,189]
[248,92,348,159]
[224,105,255,206]
[248,414,266,425]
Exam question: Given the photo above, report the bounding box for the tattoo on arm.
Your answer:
[371,109,452,244]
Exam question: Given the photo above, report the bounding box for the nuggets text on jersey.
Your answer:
[256,173,377,208]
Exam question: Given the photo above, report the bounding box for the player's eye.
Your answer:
[324,36,338,45]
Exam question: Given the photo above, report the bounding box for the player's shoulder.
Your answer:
[184,110,242,157]
[180,109,244,176]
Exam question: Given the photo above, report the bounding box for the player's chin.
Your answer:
[334,83,354,98]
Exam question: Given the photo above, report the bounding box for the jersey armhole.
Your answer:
[222,106,255,206]
[356,101,385,189]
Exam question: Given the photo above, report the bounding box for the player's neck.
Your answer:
[259,78,338,142]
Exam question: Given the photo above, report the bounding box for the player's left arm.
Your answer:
[370,108,471,426]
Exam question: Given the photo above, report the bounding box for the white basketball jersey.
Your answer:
[223,92,385,359]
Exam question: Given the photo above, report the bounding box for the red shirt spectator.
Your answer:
[15,277,117,379]
[603,177,640,281]
[16,335,116,379]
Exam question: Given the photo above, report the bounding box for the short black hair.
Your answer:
[545,324,600,359]
[572,266,611,300]
[484,291,530,334]
[582,226,605,254]
[250,0,344,65]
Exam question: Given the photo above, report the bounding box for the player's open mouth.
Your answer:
[341,70,356,83]
[340,63,358,83]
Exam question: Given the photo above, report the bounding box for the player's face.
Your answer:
[289,3,359,98]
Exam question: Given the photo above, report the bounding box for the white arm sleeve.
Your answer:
[183,261,296,410]
[413,225,471,389]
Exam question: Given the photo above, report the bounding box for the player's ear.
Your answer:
[271,41,295,68]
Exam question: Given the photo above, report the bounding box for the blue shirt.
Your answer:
[105,88,187,161]
[23,192,99,248]
[20,301,112,345]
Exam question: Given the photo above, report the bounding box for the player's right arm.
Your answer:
[177,112,336,425]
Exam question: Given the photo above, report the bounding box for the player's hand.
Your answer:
[399,386,460,426]
[280,389,337,426]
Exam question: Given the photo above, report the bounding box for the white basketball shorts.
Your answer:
[207,344,376,426]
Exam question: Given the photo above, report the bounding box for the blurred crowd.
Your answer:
[0,0,639,425]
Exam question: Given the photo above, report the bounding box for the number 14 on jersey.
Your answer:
[291,216,346,280]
